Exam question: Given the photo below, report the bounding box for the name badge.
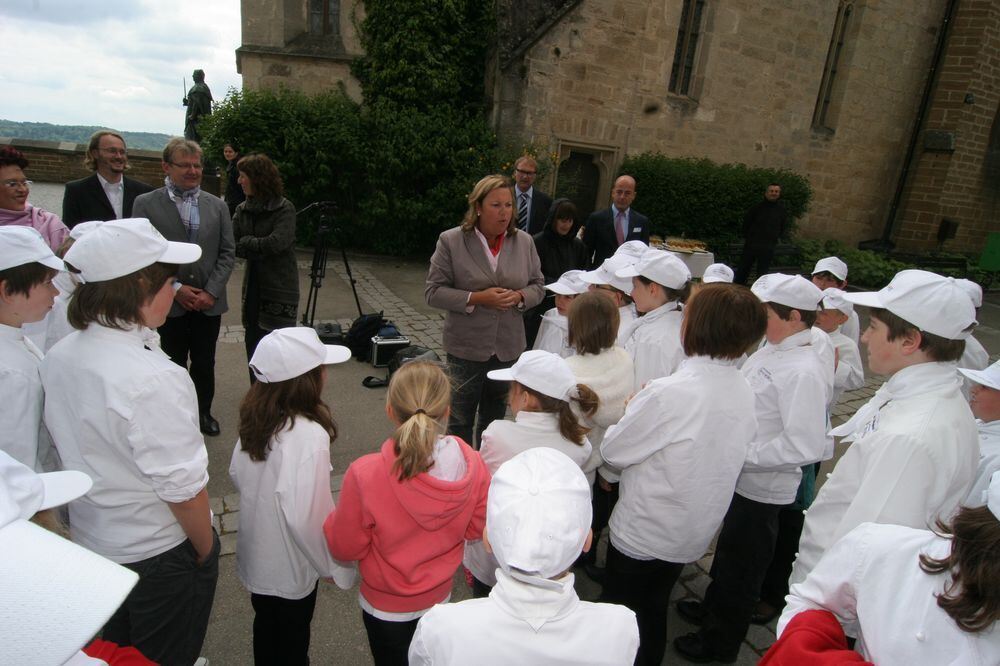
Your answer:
[632,227,642,233]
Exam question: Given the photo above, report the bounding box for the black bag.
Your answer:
[362,345,441,389]
[345,312,386,360]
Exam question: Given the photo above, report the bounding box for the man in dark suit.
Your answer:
[513,155,553,236]
[734,183,788,284]
[582,174,651,268]
[133,138,235,437]
[62,130,154,227]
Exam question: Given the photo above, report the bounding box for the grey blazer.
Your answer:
[425,226,545,362]
[133,188,236,318]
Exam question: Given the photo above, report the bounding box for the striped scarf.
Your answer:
[164,176,201,242]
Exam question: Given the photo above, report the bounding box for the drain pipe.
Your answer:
[862,0,959,252]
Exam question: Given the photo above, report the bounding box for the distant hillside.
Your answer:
[0,120,173,152]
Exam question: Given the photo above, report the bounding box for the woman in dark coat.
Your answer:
[525,198,588,346]
[232,153,298,375]
[223,143,246,217]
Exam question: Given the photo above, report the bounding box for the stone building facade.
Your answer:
[239,0,1000,254]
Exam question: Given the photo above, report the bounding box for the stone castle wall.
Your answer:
[894,0,1000,252]
[494,0,965,250]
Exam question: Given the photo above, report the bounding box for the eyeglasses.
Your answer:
[99,148,127,156]
[2,179,32,189]
[515,168,537,176]
[169,162,203,171]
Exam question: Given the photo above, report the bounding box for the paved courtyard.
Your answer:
[26,182,1000,664]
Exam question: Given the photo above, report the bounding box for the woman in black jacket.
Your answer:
[233,153,298,375]
[525,198,588,347]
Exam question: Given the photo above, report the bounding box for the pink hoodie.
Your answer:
[324,437,490,612]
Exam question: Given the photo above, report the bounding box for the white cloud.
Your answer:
[0,0,242,135]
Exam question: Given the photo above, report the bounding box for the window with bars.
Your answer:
[668,0,706,97]
[309,0,340,38]
[813,2,854,131]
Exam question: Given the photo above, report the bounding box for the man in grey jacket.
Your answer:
[133,138,235,436]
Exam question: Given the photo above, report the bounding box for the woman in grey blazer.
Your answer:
[425,175,545,448]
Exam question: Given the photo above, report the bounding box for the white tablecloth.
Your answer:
[667,250,715,279]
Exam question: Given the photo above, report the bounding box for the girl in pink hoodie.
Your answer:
[324,361,490,666]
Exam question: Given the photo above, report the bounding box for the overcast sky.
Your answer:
[0,0,242,135]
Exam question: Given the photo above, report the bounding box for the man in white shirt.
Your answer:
[790,270,979,588]
[62,130,153,227]
[409,448,639,666]
[674,274,831,664]
[959,360,1000,506]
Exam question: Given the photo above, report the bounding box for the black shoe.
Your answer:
[582,563,606,584]
[200,414,220,437]
[676,598,706,626]
[750,600,781,625]
[673,632,737,664]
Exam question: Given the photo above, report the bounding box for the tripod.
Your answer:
[299,202,364,341]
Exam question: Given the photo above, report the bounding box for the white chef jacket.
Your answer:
[408,570,639,666]
[466,412,592,585]
[965,419,1000,507]
[736,328,832,504]
[532,308,574,358]
[839,309,860,347]
[40,325,209,563]
[828,329,864,408]
[780,522,1000,665]
[616,304,637,348]
[622,300,684,390]
[230,418,356,598]
[0,323,50,471]
[602,356,757,563]
[791,362,978,585]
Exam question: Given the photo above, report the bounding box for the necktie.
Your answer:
[615,210,626,245]
[518,193,529,231]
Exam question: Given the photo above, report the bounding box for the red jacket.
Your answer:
[324,437,490,612]
[760,610,873,665]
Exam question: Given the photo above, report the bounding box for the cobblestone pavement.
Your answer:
[206,257,911,664]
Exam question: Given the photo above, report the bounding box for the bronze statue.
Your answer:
[183,69,213,142]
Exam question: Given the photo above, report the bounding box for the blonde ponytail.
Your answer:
[387,361,451,481]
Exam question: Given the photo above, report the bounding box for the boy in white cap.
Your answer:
[533,269,589,357]
[615,247,691,390]
[790,270,979,588]
[811,256,861,345]
[39,218,219,665]
[410,447,639,665]
[0,450,146,666]
[675,273,832,664]
[0,226,63,471]
[816,288,865,408]
[958,360,1000,506]
[702,262,734,284]
[580,254,638,347]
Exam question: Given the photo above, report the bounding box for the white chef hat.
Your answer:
[812,256,848,281]
[486,448,592,582]
[250,326,352,383]
[545,269,590,296]
[820,288,854,316]
[701,263,734,284]
[844,270,976,340]
[487,349,578,402]
[0,452,138,666]
[616,247,691,290]
[751,273,824,311]
[580,254,635,293]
